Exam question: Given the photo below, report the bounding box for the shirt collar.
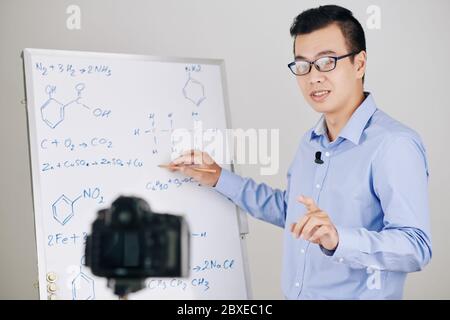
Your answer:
[310,92,377,145]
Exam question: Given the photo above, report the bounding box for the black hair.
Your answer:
[290,5,366,81]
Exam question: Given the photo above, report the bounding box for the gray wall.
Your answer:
[1,0,449,299]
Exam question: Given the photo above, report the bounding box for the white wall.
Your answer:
[0,0,449,299]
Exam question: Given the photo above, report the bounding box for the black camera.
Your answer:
[84,196,190,297]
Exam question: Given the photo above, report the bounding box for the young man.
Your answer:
[165,5,432,299]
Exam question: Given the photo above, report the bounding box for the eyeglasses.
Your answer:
[287,52,358,76]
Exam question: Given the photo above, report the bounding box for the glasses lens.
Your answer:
[315,57,336,72]
[293,61,310,75]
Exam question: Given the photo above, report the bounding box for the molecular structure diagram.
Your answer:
[51,188,104,226]
[72,271,95,300]
[72,257,95,300]
[40,83,89,128]
[40,83,111,129]
[182,73,206,106]
[52,194,80,226]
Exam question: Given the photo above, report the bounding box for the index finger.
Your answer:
[297,195,319,212]
[291,209,322,238]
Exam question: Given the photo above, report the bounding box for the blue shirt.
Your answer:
[214,93,432,299]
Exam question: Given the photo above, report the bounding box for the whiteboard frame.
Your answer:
[22,48,252,300]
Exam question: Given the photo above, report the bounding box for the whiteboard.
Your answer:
[22,48,250,300]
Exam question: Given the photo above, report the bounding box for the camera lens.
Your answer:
[117,210,132,225]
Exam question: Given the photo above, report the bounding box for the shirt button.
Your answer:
[295,282,300,287]
[300,248,305,254]
[338,258,344,263]
[325,152,330,157]
[316,184,321,189]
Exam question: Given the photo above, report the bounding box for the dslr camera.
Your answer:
[85,196,190,297]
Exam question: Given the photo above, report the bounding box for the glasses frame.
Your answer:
[287,52,359,76]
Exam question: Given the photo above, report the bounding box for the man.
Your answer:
[164,5,432,299]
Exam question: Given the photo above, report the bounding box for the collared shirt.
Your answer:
[214,92,432,299]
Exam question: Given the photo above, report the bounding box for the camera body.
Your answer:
[85,196,190,296]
